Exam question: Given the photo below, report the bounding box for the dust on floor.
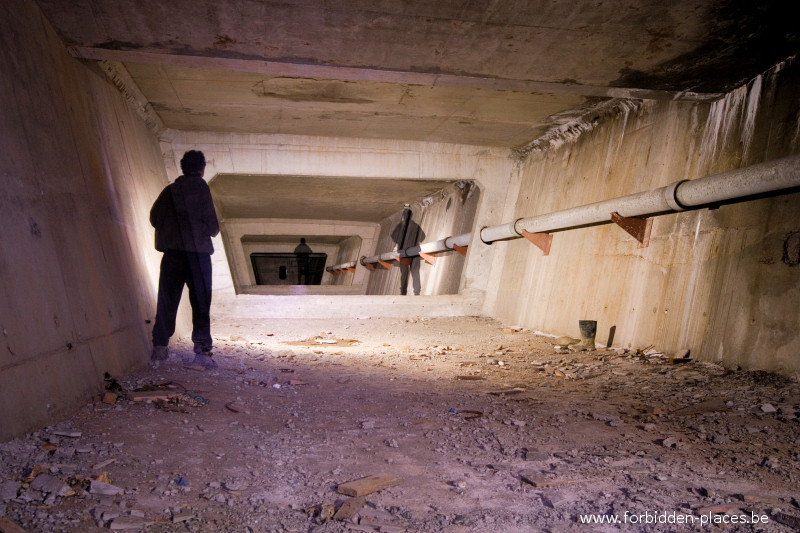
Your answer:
[1,316,799,532]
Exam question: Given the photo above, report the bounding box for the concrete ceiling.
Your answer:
[32,0,799,223]
[210,174,455,222]
[35,0,799,149]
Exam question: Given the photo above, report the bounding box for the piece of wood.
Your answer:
[92,458,117,470]
[130,390,178,402]
[337,474,403,497]
[519,473,586,488]
[671,398,728,415]
[333,496,367,520]
[0,517,29,533]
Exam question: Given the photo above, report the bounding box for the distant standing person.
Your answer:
[391,206,425,295]
[294,237,313,285]
[150,150,220,367]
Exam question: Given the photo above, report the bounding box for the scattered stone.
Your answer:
[1,481,20,501]
[661,437,679,448]
[772,510,800,530]
[89,481,124,496]
[29,474,71,497]
[108,516,152,530]
[522,449,550,462]
[171,510,194,523]
[51,431,82,438]
[761,403,777,413]
[223,480,249,491]
[541,491,573,508]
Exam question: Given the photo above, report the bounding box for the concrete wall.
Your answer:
[0,0,167,439]
[486,57,800,375]
[329,235,364,287]
[367,181,481,295]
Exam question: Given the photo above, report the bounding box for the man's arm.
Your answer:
[202,187,220,238]
[149,187,170,228]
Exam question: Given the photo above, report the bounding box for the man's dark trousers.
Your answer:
[152,250,213,350]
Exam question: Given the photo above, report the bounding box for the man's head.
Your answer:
[180,150,206,177]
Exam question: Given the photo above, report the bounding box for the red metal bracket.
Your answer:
[521,230,552,255]
[419,252,436,265]
[611,211,652,248]
[378,260,393,270]
[346,266,356,272]
[453,244,468,256]
[364,262,376,271]
[397,257,412,267]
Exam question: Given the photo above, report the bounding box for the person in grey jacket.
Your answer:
[149,150,220,366]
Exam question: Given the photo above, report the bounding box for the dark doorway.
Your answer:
[251,253,327,285]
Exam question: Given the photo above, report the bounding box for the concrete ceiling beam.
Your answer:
[68,47,722,103]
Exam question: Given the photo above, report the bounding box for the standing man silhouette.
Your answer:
[391,206,425,295]
[294,237,312,285]
[149,150,219,367]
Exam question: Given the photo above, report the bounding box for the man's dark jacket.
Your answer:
[150,174,219,254]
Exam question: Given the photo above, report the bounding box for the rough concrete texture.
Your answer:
[488,57,800,376]
[33,0,800,147]
[0,0,170,440]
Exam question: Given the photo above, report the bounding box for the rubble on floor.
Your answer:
[1,316,799,532]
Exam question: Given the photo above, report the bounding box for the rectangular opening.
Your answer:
[250,252,328,285]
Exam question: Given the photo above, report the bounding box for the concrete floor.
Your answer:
[1,316,799,532]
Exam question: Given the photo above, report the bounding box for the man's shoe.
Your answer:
[192,353,217,368]
[151,345,169,361]
[193,343,213,354]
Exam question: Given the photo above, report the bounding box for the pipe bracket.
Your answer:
[419,252,437,265]
[521,230,552,255]
[453,244,468,256]
[611,211,653,248]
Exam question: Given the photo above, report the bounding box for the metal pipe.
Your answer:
[361,153,800,263]
[483,153,800,243]
[325,261,356,272]
[675,154,800,207]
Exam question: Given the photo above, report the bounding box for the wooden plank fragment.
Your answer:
[0,518,29,533]
[337,474,403,497]
[130,390,178,402]
[333,496,367,521]
[671,398,728,416]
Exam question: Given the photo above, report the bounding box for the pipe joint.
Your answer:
[663,180,689,212]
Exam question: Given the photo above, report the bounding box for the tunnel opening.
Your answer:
[208,174,481,298]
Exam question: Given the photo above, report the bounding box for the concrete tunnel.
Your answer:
[1,0,800,448]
